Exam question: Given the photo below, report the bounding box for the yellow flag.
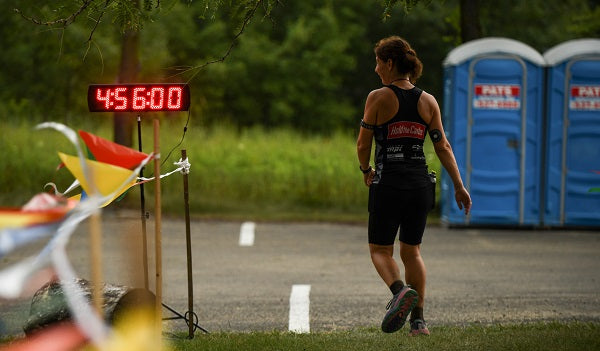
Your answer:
[58,153,136,207]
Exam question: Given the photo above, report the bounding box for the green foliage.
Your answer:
[382,0,425,20]
[112,0,145,32]
[0,1,121,119]
[218,1,362,131]
[477,0,600,51]
[3,0,599,134]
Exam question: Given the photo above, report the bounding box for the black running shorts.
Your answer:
[368,183,435,246]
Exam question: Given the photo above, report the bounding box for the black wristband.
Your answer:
[359,165,372,174]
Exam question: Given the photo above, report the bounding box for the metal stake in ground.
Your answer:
[182,149,195,338]
[161,150,208,336]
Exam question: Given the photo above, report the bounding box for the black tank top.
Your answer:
[372,85,431,189]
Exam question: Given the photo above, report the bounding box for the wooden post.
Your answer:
[181,149,194,338]
[89,212,103,316]
[153,118,162,333]
[87,156,103,317]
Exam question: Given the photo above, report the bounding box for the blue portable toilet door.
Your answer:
[560,57,600,224]
[466,56,527,224]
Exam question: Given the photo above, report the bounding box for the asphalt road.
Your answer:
[1,212,599,336]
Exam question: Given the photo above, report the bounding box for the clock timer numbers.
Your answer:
[114,88,127,110]
[133,87,148,110]
[96,87,127,110]
[88,84,190,112]
[132,87,184,110]
[167,87,184,109]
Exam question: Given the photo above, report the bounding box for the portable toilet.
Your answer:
[441,38,545,226]
[543,39,600,227]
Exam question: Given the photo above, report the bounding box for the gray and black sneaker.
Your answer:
[380,286,418,333]
[409,318,430,336]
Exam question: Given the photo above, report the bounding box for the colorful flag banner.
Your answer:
[0,193,76,230]
[0,122,161,350]
[78,130,149,170]
[0,208,70,230]
[58,153,137,208]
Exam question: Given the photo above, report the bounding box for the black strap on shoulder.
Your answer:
[360,119,376,130]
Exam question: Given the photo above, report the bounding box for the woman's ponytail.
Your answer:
[375,36,423,82]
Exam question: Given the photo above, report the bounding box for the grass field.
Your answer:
[2,322,597,350]
[168,322,600,351]
[1,121,597,349]
[0,120,441,222]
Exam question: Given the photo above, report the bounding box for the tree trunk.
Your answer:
[460,0,482,43]
[113,27,140,147]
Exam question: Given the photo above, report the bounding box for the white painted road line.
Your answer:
[239,221,255,246]
[289,284,311,333]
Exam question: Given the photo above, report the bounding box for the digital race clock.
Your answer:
[88,84,190,112]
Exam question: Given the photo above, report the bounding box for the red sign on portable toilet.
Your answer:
[473,84,521,109]
[569,85,600,110]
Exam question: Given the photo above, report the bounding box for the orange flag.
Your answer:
[79,130,148,169]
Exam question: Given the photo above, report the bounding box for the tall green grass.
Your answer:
[0,122,76,206]
[0,121,441,222]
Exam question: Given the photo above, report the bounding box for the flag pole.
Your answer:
[153,118,162,334]
[137,115,149,290]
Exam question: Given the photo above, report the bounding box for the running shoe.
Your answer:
[409,319,430,336]
[380,285,418,333]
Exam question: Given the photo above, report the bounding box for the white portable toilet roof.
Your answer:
[543,38,600,66]
[443,37,545,67]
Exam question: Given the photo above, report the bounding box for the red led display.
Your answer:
[88,84,190,112]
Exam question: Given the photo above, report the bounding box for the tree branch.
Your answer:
[87,0,113,43]
[168,0,268,82]
[14,0,97,28]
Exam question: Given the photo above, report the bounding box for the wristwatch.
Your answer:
[359,165,373,174]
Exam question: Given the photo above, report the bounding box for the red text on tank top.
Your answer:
[387,121,426,140]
